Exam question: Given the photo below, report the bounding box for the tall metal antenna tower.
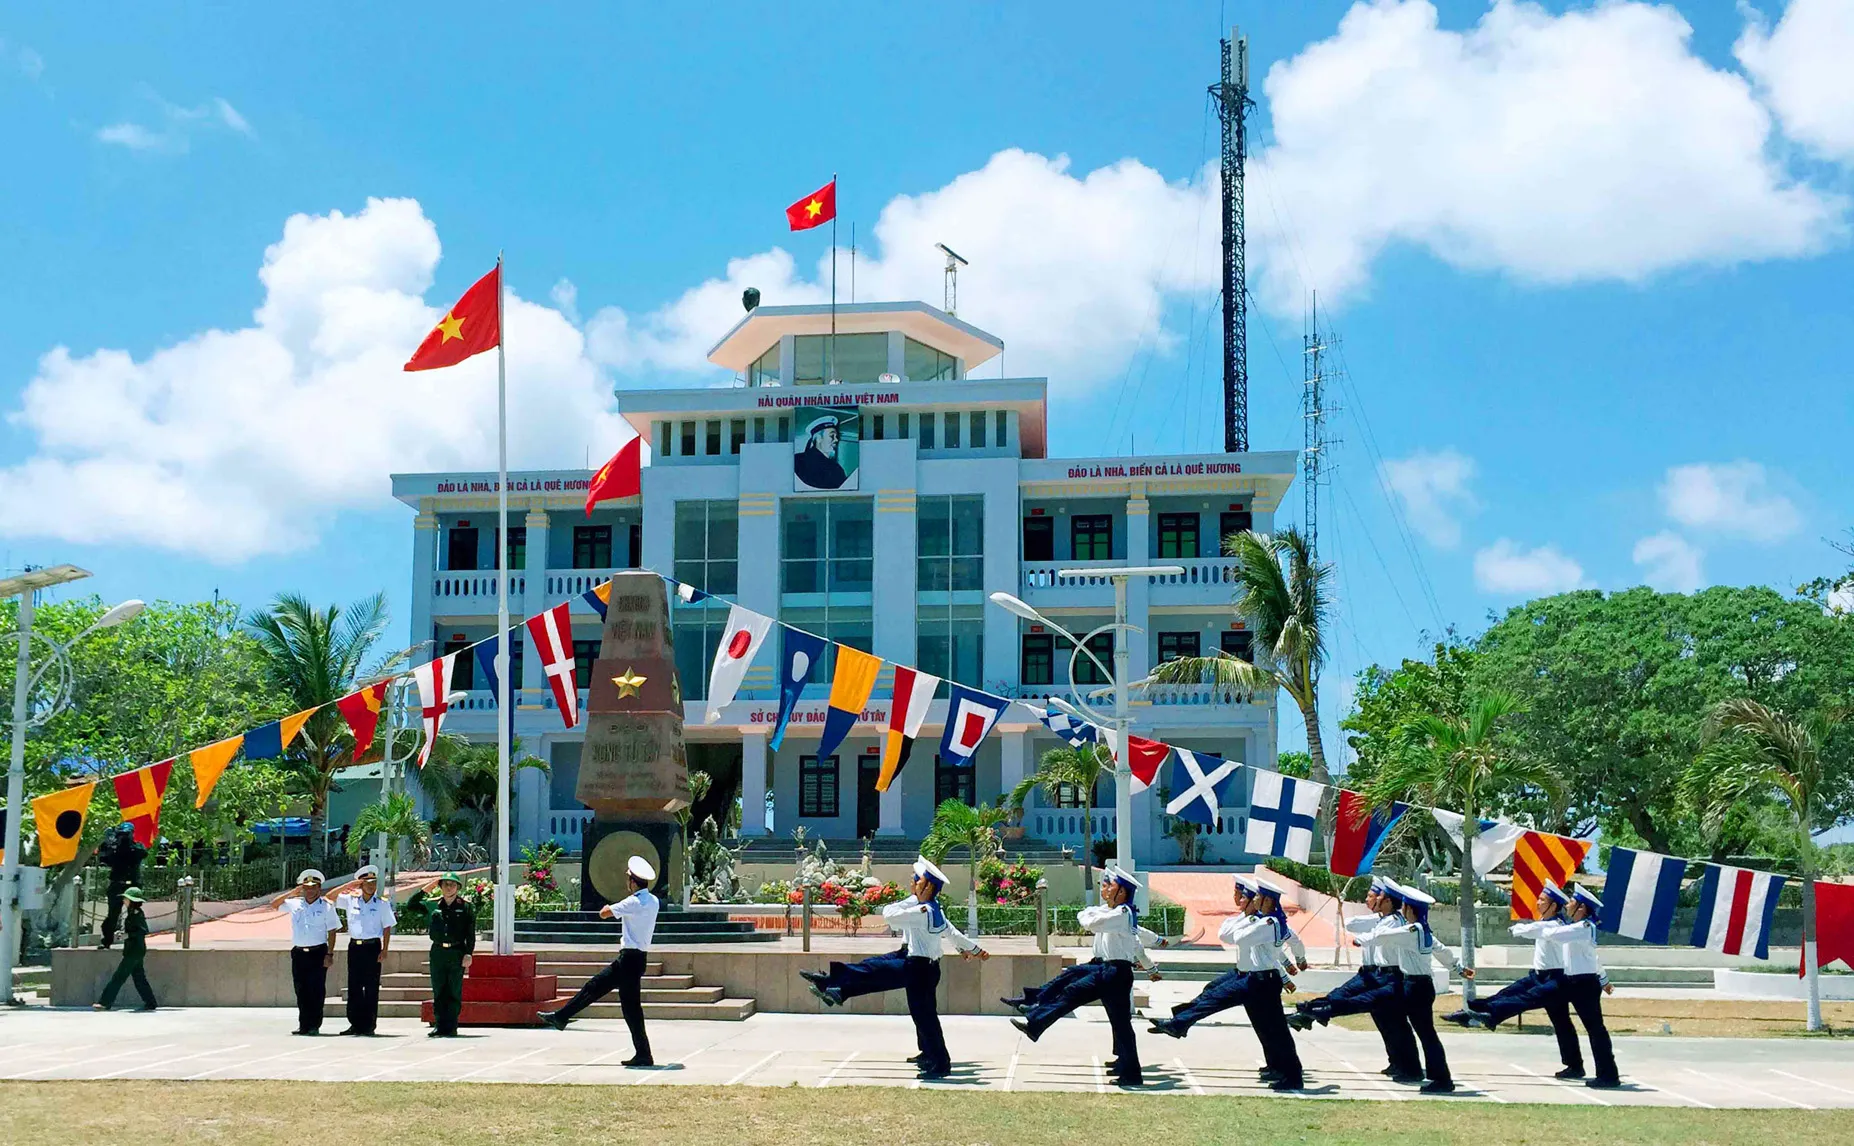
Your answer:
[1302,293,1340,559]
[1211,27,1254,453]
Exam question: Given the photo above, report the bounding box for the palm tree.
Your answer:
[921,798,1010,936]
[1361,689,1557,996]
[1689,699,1845,1031]
[349,792,432,890]
[1009,743,1112,890]
[246,592,396,860]
[1145,529,1334,783]
[417,734,548,847]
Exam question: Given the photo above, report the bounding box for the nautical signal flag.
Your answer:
[1039,701,1098,749]
[1597,847,1687,944]
[337,680,391,761]
[1122,733,1169,793]
[585,438,642,515]
[938,684,1011,767]
[878,666,939,792]
[1432,809,1527,879]
[414,653,458,768]
[769,627,828,751]
[582,579,614,620]
[404,264,501,371]
[113,759,173,846]
[1511,831,1591,920]
[1246,771,1323,864]
[1329,789,1406,878]
[189,735,246,808]
[1690,863,1786,960]
[244,708,316,761]
[33,782,96,866]
[786,178,837,231]
[1813,880,1854,976]
[705,605,774,723]
[1166,749,1241,827]
[817,646,882,763]
[526,600,580,728]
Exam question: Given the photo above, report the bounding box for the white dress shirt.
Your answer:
[281,896,341,947]
[607,888,660,951]
[1077,903,1160,969]
[1278,922,1308,970]
[1345,912,1401,966]
[1218,914,1290,972]
[1511,919,1569,970]
[1375,922,1464,976]
[336,892,397,941]
[1526,918,1605,977]
[882,895,980,959]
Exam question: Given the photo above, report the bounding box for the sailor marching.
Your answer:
[1287,877,1423,1082]
[1444,880,1586,1078]
[1372,882,1467,1092]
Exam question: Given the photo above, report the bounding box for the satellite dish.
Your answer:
[878,373,900,385]
[742,287,761,312]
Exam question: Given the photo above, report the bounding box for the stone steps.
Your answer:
[515,909,776,946]
[340,956,755,1021]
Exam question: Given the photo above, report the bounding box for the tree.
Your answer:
[1341,639,1477,791]
[1147,528,1334,783]
[1361,689,1558,995]
[244,592,396,860]
[1008,743,1111,890]
[349,791,432,878]
[1688,699,1848,1031]
[416,734,548,847]
[920,798,1010,935]
[1275,751,1313,779]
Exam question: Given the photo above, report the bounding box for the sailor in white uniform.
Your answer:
[1377,885,1467,1093]
[1445,880,1585,1077]
[1554,886,1619,1088]
[800,857,988,1079]
[1149,875,1307,1048]
[539,855,660,1067]
[1288,876,1423,1081]
[270,868,342,1036]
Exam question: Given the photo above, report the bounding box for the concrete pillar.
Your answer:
[741,730,769,836]
[411,503,438,654]
[1000,729,1029,806]
[1124,490,1152,684]
[878,761,905,836]
[521,507,550,691]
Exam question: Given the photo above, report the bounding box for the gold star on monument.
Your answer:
[436,311,465,342]
[612,668,647,699]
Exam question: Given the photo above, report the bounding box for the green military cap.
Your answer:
[438,872,463,886]
[122,887,146,903]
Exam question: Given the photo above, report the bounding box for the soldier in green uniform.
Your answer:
[421,873,475,1037]
[92,886,156,1012]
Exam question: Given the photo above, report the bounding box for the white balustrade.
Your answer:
[547,809,593,852]
[545,568,624,597]
[1140,681,1259,707]
[1148,558,1239,587]
[1019,560,1122,591]
[431,572,526,602]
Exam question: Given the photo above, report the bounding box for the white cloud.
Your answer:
[1474,538,1586,596]
[95,89,254,153]
[1738,0,1854,164]
[214,97,252,135]
[95,123,164,151]
[1381,448,1477,548]
[1658,460,1801,541]
[1632,531,1705,593]
[0,198,627,560]
[1248,0,1845,310]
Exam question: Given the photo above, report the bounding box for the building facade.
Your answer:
[392,301,1296,869]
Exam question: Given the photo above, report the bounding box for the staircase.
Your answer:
[515,906,776,945]
[728,836,1076,864]
[328,949,755,1022]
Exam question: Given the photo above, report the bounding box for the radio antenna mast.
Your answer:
[1211,27,1254,453]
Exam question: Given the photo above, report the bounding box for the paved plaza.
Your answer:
[4,1004,1852,1108]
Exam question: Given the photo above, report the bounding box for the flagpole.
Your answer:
[829,172,837,385]
[494,251,513,958]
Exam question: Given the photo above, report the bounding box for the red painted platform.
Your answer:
[420,952,571,1028]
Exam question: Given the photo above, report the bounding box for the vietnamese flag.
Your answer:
[786,179,837,232]
[405,264,501,371]
[585,437,642,515]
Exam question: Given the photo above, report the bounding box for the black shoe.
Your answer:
[292,1029,318,1036]
[1000,995,1027,1011]
[907,1053,928,1065]
[799,970,829,988]
[1379,1066,1397,1077]
[1258,1067,1282,1081]
[1148,1021,1185,1039]
[1010,1018,1039,1042]
[623,1056,655,1068]
[1103,1057,1119,1072]
[135,1006,157,1013]
[428,1029,445,1038]
[1285,1010,1314,1031]
[1389,1071,1425,1085]
[1420,1080,1456,1094]
[1554,1066,1586,1080]
[1586,1076,1622,1090]
[919,1065,952,1080]
[537,1010,570,1031]
[1114,1074,1144,1088]
[338,1026,360,1036]
[1269,1077,1306,1092]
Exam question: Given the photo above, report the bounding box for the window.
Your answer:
[781,499,873,594]
[970,411,987,449]
[750,344,781,387]
[780,606,872,683]
[705,420,721,456]
[919,412,935,450]
[943,412,961,449]
[935,757,975,807]
[794,333,888,386]
[673,501,739,596]
[729,419,746,453]
[572,639,600,690]
[657,421,671,457]
[753,416,767,443]
[446,527,478,571]
[1219,509,1253,552]
[904,337,956,382]
[1220,629,1254,663]
[995,410,1008,447]
[1158,631,1201,663]
[1023,516,1053,561]
[898,413,910,440]
[1157,513,1199,559]
[573,525,612,569]
[917,495,984,592]
[778,416,791,443]
[918,603,983,686]
[799,756,839,818]
[501,526,527,571]
[1051,781,1095,809]
[1021,634,1054,686]
[443,638,474,689]
[872,414,885,441]
[672,607,728,701]
[680,421,697,456]
[1072,514,1113,560]
[1074,632,1114,686]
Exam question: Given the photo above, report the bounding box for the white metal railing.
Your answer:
[1021,559,1121,591]
[546,568,623,597]
[547,809,593,851]
[432,573,525,600]
[1028,810,1117,845]
[450,690,495,711]
[1140,682,1259,706]
[1149,558,1239,587]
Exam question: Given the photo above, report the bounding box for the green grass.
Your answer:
[5,1082,1853,1145]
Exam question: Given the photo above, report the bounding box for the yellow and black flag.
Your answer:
[33,782,96,866]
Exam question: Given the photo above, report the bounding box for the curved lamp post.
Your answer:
[2,565,144,1005]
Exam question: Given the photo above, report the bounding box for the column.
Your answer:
[878,745,905,837]
[516,743,546,849]
[1124,491,1152,683]
[741,730,769,836]
[1000,729,1029,803]
[521,506,551,693]
[411,503,438,654]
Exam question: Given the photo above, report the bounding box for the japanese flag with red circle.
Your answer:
[705,605,774,723]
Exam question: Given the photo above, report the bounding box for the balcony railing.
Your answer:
[432,573,525,601]
[1020,559,1122,591]
[1140,682,1262,707]
[1149,558,1239,587]
[545,568,623,597]
[547,809,593,852]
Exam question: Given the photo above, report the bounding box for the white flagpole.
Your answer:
[494,251,513,957]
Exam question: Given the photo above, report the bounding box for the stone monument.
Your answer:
[576,571,690,909]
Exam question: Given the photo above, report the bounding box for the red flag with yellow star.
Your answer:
[404,264,501,371]
[786,179,837,232]
[585,437,642,516]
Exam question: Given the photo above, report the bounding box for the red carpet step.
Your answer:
[419,952,571,1028]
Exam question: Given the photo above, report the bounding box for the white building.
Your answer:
[392,300,1296,867]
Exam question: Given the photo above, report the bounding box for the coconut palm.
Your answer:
[921,798,1010,936]
[1008,742,1112,890]
[1360,689,1558,996]
[417,734,549,848]
[1688,699,1846,1031]
[245,592,398,860]
[1145,528,1334,784]
[349,791,432,890]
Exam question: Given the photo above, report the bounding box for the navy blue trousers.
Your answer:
[821,948,950,1071]
[1471,968,1584,1070]
[1021,959,1140,1081]
[1243,970,1303,1085]
[1305,966,1421,1075]
[1170,968,1253,1031]
[1400,973,1450,1084]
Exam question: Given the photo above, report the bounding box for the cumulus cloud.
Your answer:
[96,88,254,153]
[1,37,43,81]
[1738,0,1854,164]
[1247,0,1844,310]
[1632,531,1705,593]
[1658,460,1801,542]
[0,198,627,560]
[1381,448,1477,548]
[1474,539,1586,595]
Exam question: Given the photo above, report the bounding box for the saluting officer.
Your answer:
[801,857,989,1079]
[424,872,476,1038]
[270,869,341,1035]
[1444,881,1584,1078]
[332,865,396,1036]
[539,856,660,1067]
[1378,885,1467,1093]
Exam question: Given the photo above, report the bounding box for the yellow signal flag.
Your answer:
[279,707,316,750]
[33,782,97,866]
[190,735,246,808]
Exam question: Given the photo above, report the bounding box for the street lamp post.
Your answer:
[990,565,1182,897]
[2,565,144,1004]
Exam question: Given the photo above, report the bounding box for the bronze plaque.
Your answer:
[575,571,691,814]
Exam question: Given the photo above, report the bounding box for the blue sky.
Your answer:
[3,2,1850,759]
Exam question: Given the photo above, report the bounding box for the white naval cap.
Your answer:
[1233,873,1259,892]
[913,856,950,888]
[1540,881,1572,906]
[1571,885,1603,912]
[1253,879,1286,900]
[627,855,657,883]
[354,864,380,880]
[297,869,326,885]
[1105,865,1142,893]
[1368,875,1389,893]
[1398,885,1436,906]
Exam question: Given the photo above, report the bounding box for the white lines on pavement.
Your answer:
[1686,1067,1809,1110]
[451,1046,551,1082]
[1771,1069,1854,1101]
[726,1050,780,1086]
[1650,1076,1715,1109]
[1092,1056,1106,1094]
[1330,1054,1406,1101]
[354,1044,473,1082]
[4,1043,176,1080]
[1174,1057,1206,1097]
[1003,1052,1019,1093]
[818,1051,860,1087]
[639,1045,709,1085]
[1510,1062,1607,1106]
[98,1043,249,1080]
[184,1043,325,1080]
[539,1043,633,1085]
